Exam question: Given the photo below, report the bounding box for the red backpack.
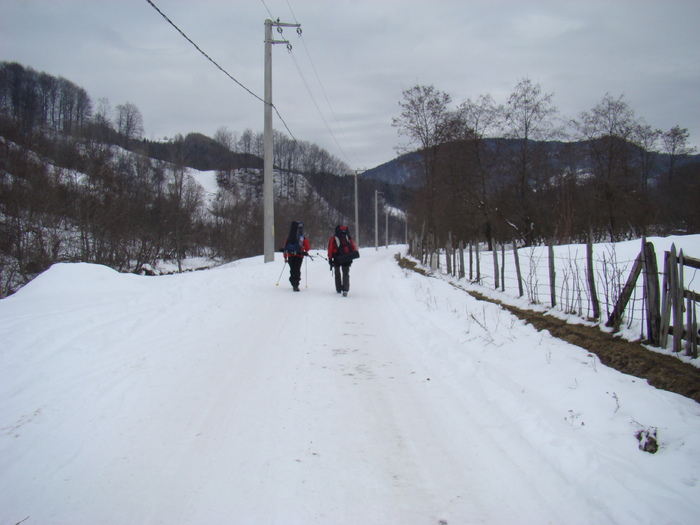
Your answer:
[334,225,352,255]
[333,226,359,264]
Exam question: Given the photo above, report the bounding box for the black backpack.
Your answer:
[333,225,359,264]
[335,226,352,255]
[284,221,304,255]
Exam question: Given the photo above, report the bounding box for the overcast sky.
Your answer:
[1,0,699,170]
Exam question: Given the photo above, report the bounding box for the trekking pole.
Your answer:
[276,260,287,286]
[305,255,309,288]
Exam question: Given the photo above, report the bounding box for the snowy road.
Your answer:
[1,247,700,524]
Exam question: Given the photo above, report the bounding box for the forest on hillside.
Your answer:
[392,81,700,252]
[0,62,407,297]
[3,61,700,297]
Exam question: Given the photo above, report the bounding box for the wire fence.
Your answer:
[415,237,700,352]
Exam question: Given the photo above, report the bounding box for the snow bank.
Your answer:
[1,247,699,524]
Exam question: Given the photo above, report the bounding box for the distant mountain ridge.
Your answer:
[362,138,700,187]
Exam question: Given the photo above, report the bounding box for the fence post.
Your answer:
[549,239,557,308]
[686,294,695,357]
[501,244,506,292]
[513,239,524,298]
[675,250,685,353]
[493,245,500,290]
[475,241,481,283]
[586,231,600,320]
[445,234,452,276]
[642,241,661,346]
[469,242,473,281]
[660,247,674,348]
[690,295,698,358]
[427,233,432,269]
[606,250,644,331]
[453,245,457,277]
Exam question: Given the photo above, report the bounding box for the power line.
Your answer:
[286,0,363,169]
[288,48,353,166]
[144,0,301,147]
[286,0,298,23]
[261,0,363,170]
[145,0,265,105]
[262,0,363,169]
[260,0,275,20]
[147,0,356,171]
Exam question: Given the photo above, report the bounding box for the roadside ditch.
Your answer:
[397,255,700,404]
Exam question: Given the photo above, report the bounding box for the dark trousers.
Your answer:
[334,263,351,292]
[288,257,303,287]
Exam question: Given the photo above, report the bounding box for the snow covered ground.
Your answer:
[1,246,700,524]
[443,234,700,365]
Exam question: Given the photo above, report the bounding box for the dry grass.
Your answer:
[398,256,700,404]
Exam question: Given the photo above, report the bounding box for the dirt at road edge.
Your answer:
[398,256,700,405]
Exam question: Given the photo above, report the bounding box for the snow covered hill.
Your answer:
[1,247,699,524]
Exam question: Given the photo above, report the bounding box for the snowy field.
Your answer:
[1,246,700,524]
[437,235,700,362]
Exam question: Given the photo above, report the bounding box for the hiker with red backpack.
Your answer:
[283,221,310,292]
[327,225,359,296]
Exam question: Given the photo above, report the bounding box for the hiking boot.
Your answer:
[342,291,348,297]
[293,285,300,292]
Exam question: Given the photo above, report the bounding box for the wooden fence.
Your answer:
[660,246,700,357]
[408,234,699,357]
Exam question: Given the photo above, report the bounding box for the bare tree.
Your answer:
[571,93,638,241]
[115,102,144,144]
[94,98,113,127]
[238,128,254,170]
[168,164,204,272]
[631,121,661,192]
[38,72,59,128]
[455,94,504,248]
[253,131,264,159]
[214,126,237,152]
[503,78,561,245]
[662,125,696,183]
[392,84,460,235]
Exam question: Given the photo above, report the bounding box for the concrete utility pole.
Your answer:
[405,214,409,245]
[354,169,365,247]
[263,18,300,263]
[374,190,383,251]
[385,208,389,248]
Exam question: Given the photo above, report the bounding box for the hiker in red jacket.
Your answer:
[283,221,310,292]
[327,225,359,297]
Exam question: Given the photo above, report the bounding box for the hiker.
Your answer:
[283,221,310,292]
[327,225,359,297]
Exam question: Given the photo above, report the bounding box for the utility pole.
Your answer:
[263,18,300,263]
[385,208,389,248]
[405,214,408,245]
[354,169,365,247]
[374,190,383,251]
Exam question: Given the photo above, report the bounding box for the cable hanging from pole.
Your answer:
[144,0,302,149]
[262,0,361,171]
[145,0,265,105]
[285,0,362,169]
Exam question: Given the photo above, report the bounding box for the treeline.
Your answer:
[394,80,700,250]
[1,133,209,281]
[0,61,352,177]
[0,61,376,297]
[0,62,92,134]
[210,126,351,178]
